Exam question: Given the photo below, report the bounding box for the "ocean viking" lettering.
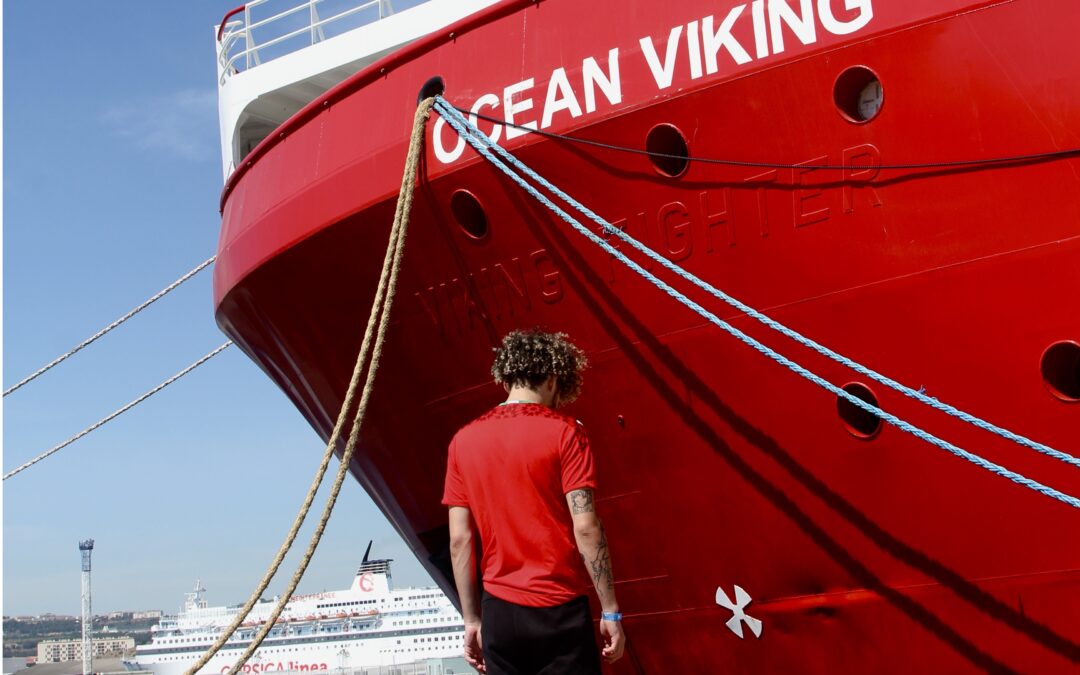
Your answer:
[433,0,874,163]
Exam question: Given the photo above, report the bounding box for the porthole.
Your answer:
[450,189,488,239]
[837,382,883,438]
[645,123,690,177]
[834,66,884,123]
[1040,341,1080,402]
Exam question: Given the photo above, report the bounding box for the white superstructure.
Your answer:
[214,0,500,178]
[135,558,465,675]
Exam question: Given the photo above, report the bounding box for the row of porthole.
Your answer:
[447,65,884,238]
[645,65,883,178]
[840,341,1080,438]
[440,66,1080,418]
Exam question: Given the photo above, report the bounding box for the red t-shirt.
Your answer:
[442,402,597,607]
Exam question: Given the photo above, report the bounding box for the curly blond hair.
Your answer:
[491,329,588,406]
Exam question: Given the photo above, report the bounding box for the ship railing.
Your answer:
[216,0,415,85]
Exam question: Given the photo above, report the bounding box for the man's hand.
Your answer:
[600,618,625,663]
[463,620,486,673]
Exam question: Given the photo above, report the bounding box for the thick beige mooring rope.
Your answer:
[186,97,435,675]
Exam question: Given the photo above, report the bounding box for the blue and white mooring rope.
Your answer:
[433,96,1080,510]
[437,98,1078,471]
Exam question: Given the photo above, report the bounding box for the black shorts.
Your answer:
[481,592,602,675]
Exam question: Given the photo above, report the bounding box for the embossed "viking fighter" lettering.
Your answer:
[604,145,881,283]
[415,249,564,335]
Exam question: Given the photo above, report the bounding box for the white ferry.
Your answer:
[134,554,465,675]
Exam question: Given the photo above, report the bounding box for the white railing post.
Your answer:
[244,5,253,70]
[313,0,326,43]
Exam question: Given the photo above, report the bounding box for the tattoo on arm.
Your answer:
[569,489,595,515]
[589,522,614,591]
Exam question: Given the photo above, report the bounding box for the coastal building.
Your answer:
[36,637,135,663]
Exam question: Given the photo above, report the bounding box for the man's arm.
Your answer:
[448,506,485,673]
[566,488,625,663]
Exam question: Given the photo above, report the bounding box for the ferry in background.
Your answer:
[210,0,1080,672]
[134,550,465,675]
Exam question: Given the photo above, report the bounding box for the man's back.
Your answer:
[444,402,596,607]
[443,329,624,673]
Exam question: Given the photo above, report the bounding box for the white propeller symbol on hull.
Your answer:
[715,585,762,639]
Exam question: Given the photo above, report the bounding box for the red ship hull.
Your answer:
[214,0,1080,671]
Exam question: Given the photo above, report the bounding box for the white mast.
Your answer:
[79,539,95,675]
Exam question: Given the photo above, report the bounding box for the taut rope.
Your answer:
[186,96,435,675]
[4,256,217,397]
[433,96,1080,510]
[3,341,233,481]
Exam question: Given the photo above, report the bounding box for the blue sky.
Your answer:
[3,2,433,616]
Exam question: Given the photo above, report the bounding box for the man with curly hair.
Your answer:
[443,329,625,674]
